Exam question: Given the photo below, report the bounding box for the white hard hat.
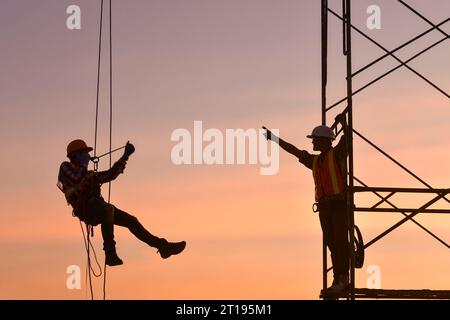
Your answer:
[307,125,335,140]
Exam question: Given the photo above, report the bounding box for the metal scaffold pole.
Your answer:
[343,0,356,301]
[318,0,450,300]
[320,0,329,293]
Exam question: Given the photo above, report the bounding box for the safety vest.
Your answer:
[312,148,345,201]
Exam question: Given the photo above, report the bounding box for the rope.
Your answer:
[94,0,104,159]
[80,0,114,300]
[94,145,125,160]
[108,0,113,207]
[104,0,114,301]
[79,0,106,300]
[79,218,102,300]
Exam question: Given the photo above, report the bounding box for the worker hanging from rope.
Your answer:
[58,139,186,266]
[263,112,350,295]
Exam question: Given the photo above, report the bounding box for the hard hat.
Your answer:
[67,139,93,157]
[307,125,335,140]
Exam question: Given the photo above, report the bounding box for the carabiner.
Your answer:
[312,202,319,213]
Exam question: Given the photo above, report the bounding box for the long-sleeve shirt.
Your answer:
[58,161,124,203]
[58,162,87,192]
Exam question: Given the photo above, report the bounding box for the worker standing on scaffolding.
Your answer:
[263,113,349,295]
[58,139,186,266]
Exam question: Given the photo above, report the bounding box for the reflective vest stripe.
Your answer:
[327,149,341,194]
[312,148,344,200]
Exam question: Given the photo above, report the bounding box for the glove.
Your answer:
[124,141,135,159]
[335,113,347,125]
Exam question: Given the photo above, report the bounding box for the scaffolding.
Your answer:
[319,0,450,299]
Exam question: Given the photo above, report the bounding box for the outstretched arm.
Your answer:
[263,126,301,158]
[262,126,313,168]
[96,141,135,184]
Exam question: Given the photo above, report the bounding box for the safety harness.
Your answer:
[57,171,101,222]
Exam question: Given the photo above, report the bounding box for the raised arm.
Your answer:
[96,141,136,184]
[263,126,301,158]
[262,126,313,168]
[333,112,349,159]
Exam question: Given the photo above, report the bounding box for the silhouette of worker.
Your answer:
[58,139,186,266]
[263,113,349,295]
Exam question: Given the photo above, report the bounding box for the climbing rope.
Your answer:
[104,0,114,301]
[79,220,102,300]
[80,0,114,300]
[81,0,105,301]
[94,0,104,160]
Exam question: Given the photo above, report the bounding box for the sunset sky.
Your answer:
[0,0,449,299]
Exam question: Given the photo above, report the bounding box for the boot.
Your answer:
[157,239,186,259]
[325,274,349,296]
[105,249,123,266]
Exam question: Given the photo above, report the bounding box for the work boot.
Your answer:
[326,274,349,296]
[105,249,123,266]
[157,239,186,259]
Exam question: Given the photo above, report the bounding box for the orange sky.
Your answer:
[0,0,449,299]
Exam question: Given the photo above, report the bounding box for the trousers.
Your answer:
[318,198,349,279]
[79,197,161,251]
